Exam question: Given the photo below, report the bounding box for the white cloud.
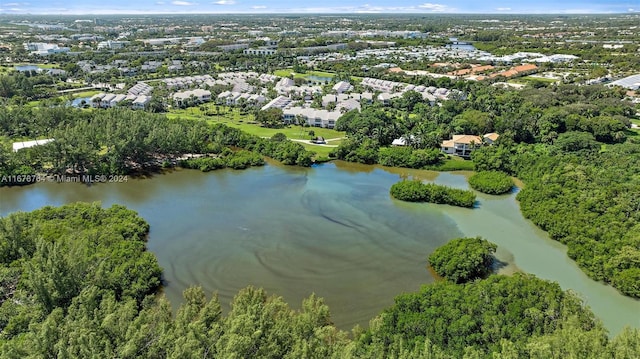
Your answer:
[417,3,449,12]
[213,0,235,4]
[156,1,166,4]
[496,7,511,11]
[252,5,266,9]
[171,1,195,5]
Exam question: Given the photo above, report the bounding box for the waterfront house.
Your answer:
[483,133,500,145]
[440,134,483,158]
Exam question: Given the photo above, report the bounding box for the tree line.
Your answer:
[473,137,640,298]
[0,106,315,184]
[330,83,633,167]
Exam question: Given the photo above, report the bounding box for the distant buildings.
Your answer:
[23,42,70,56]
[97,40,128,50]
[609,74,640,90]
[90,91,152,109]
[243,48,277,56]
[172,89,211,106]
[128,83,153,96]
[332,81,353,94]
[218,43,250,52]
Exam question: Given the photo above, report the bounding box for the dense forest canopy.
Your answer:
[473,140,640,298]
[0,106,314,182]
[331,83,633,165]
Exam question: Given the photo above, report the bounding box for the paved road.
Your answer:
[290,137,344,147]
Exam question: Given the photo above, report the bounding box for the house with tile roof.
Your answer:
[441,133,500,158]
[440,134,483,158]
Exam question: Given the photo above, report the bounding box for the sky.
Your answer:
[0,0,638,15]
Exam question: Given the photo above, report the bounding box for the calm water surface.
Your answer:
[0,161,638,333]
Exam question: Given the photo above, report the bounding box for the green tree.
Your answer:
[428,237,497,283]
[468,171,514,195]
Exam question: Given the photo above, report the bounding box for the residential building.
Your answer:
[609,74,640,90]
[282,107,341,128]
[173,89,211,106]
[243,48,277,56]
[440,134,483,158]
[332,81,353,94]
[261,95,291,110]
[97,40,128,49]
[132,95,151,110]
[23,42,70,55]
[483,133,500,145]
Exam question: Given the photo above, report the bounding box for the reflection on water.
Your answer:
[1,163,638,334]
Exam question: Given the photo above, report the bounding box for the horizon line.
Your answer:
[1,11,638,16]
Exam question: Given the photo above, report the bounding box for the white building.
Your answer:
[609,74,640,90]
[243,48,277,56]
[173,89,211,106]
[12,138,54,152]
[97,40,128,50]
[282,107,342,128]
[332,81,353,94]
[132,95,151,109]
[23,42,70,55]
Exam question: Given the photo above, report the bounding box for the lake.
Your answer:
[14,65,44,72]
[447,37,477,51]
[1,161,638,333]
[306,75,333,83]
[68,96,92,108]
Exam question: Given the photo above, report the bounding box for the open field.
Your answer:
[69,90,101,98]
[508,75,560,86]
[273,69,336,79]
[167,105,345,159]
[10,63,60,69]
[23,90,101,108]
[426,156,476,171]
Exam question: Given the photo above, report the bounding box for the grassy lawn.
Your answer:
[509,76,559,85]
[299,143,335,159]
[12,63,60,69]
[426,156,476,171]
[70,90,101,98]
[273,69,336,79]
[22,91,102,108]
[167,105,344,161]
[168,104,345,139]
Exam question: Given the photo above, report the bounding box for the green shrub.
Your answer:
[428,237,497,283]
[468,171,514,194]
[426,158,476,171]
[378,147,443,168]
[390,180,476,208]
[179,150,264,172]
